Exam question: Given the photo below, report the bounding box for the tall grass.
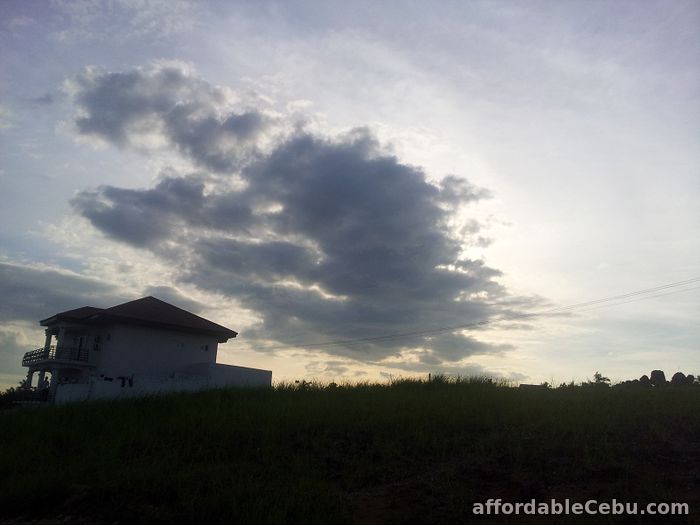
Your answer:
[1,378,698,524]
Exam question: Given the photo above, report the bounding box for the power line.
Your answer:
[296,284,700,349]
[251,276,700,351]
[253,278,700,350]
[531,276,700,313]
[575,285,700,313]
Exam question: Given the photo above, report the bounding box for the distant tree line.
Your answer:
[544,370,699,389]
[615,370,697,388]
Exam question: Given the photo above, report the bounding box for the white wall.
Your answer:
[179,362,272,388]
[94,324,219,378]
[53,364,272,404]
[54,375,208,404]
[210,363,271,387]
[53,383,90,404]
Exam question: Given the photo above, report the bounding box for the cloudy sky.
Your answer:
[1,0,698,389]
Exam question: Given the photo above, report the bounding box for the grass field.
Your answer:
[1,378,699,524]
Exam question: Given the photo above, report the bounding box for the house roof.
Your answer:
[40,296,238,342]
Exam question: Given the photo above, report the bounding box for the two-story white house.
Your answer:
[21,296,271,403]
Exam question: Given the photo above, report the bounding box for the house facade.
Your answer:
[21,296,271,403]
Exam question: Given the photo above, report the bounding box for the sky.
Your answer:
[0,0,698,390]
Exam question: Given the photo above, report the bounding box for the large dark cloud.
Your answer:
[72,176,210,246]
[70,63,270,172]
[0,262,203,324]
[69,63,537,365]
[0,262,126,323]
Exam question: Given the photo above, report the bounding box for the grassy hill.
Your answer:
[1,378,699,524]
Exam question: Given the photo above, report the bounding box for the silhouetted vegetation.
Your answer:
[0,387,18,410]
[0,375,699,524]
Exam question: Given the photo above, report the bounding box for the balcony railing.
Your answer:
[22,345,89,366]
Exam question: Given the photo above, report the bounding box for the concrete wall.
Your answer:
[53,364,272,404]
[179,362,272,388]
[210,363,271,387]
[94,323,220,378]
[54,375,208,404]
[54,383,90,404]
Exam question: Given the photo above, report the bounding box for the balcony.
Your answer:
[22,345,90,367]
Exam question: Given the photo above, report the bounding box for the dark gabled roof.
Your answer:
[41,296,237,342]
[43,306,104,321]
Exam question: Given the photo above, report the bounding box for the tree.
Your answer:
[593,371,610,386]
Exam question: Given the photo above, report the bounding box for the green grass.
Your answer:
[1,378,699,524]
